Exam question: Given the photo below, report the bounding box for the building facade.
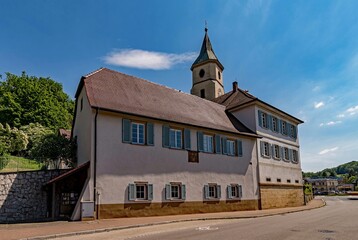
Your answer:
[68,28,304,220]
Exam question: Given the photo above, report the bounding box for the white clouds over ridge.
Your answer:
[103,49,196,70]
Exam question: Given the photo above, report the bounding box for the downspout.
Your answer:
[255,138,262,210]
[94,107,99,219]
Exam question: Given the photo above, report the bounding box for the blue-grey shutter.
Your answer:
[260,141,264,157]
[289,149,293,161]
[227,185,232,199]
[217,185,221,199]
[238,185,243,198]
[204,185,209,199]
[237,139,243,157]
[146,123,154,146]
[293,126,297,139]
[184,129,191,150]
[267,115,272,130]
[147,184,153,200]
[165,184,171,200]
[181,184,186,200]
[268,144,272,158]
[280,147,284,160]
[258,110,263,127]
[197,131,204,152]
[162,125,170,148]
[271,144,275,158]
[122,119,131,143]
[128,183,135,201]
[287,123,291,137]
[222,137,228,155]
[215,135,221,153]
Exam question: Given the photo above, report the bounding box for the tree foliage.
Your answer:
[0,123,28,155]
[0,72,74,130]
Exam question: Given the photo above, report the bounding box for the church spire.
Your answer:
[191,28,224,71]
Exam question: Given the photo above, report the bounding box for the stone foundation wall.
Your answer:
[260,183,304,209]
[98,199,259,219]
[0,170,67,223]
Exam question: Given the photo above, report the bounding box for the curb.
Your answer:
[21,199,326,240]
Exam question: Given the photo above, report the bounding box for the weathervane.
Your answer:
[205,20,208,32]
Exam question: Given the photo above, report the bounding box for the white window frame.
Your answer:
[170,184,180,199]
[272,117,278,132]
[273,144,280,159]
[281,121,287,135]
[169,128,182,149]
[227,140,236,156]
[261,112,268,128]
[208,184,217,198]
[290,125,295,138]
[263,142,270,157]
[135,184,147,200]
[131,122,145,145]
[230,184,242,198]
[283,147,290,161]
[203,134,214,153]
[292,150,299,163]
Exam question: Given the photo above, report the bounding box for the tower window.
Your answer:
[199,69,205,78]
[200,89,206,98]
[218,71,221,79]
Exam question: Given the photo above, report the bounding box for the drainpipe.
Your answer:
[255,139,262,210]
[93,108,99,219]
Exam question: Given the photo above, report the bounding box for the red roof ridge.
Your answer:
[83,67,105,78]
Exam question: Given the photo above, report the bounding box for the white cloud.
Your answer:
[312,86,321,92]
[103,49,197,70]
[314,101,324,109]
[319,147,338,155]
[319,120,342,127]
[347,105,358,115]
[337,114,345,118]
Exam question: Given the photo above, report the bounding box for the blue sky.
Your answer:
[1,0,358,172]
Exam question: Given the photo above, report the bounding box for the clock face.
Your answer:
[199,69,205,78]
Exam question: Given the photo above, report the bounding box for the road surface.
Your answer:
[60,196,358,240]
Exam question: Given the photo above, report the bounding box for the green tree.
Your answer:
[0,72,74,130]
[0,123,28,154]
[20,123,53,156]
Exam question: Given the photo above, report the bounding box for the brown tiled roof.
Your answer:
[79,68,257,136]
[214,88,303,124]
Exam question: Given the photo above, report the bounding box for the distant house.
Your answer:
[306,178,339,194]
[47,28,304,220]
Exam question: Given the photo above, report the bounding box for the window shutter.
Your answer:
[267,115,272,130]
[268,144,272,158]
[222,137,228,155]
[184,129,191,150]
[162,125,170,148]
[289,149,293,161]
[287,123,291,137]
[165,184,171,200]
[260,141,264,157]
[122,119,131,143]
[238,185,243,198]
[204,185,209,199]
[258,110,263,127]
[293,126,297,139]
[280,147,284,160]
[146,123,154,146]
[128,183,135,201]
[227,185,232,199]
[215,135,221,153]
[271,144,275,158]
[181,184,186,200]
[237,139,243,157]
[147,184,153,200]
[278,119,282,133]
[197,131,204,152]
[217,185,221,199]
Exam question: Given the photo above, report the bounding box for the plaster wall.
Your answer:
[93,111,259,205]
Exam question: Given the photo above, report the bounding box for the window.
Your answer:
[277,178,281,183]
[169,128,182,149]
[227,140,236,156]
[295,180,299,184]
[227,184,242,199]
[283,147,289,161]
[132,122,145,144]
[281,121,287,135]
[122,119,154,146]
[204,184,221,199]
[287,179,291,183]
[199,69,205,78]
[200,89,206,98]
[261,141,270,157]
[262,112,268,128]
[218,71,221,79]
[289,125,296,138]
[128,183,153,201]
[80,97,83,111]
[203,134,214,153]
[165,183,186,200]
[272,117,278,132]
[266,177,271,182]
[292,150,299,163]
[273,145,280,159]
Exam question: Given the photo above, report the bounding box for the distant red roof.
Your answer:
[59,129,71,139]
[75,68,258,137]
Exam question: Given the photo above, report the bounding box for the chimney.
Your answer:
[232,81,238,92]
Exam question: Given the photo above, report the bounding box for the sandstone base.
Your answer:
[260,183,304,209]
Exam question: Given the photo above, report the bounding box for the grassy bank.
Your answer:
[0,155,44,172]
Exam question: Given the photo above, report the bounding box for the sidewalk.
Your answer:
[1,199,325,240]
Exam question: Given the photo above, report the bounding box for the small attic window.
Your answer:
[199,69,205,78]
[200,89,206,98]
[80,97,83,111]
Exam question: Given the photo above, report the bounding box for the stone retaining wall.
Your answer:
[0,169,67,223]
[260,183,304,209]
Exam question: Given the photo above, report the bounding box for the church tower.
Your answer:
[191,28,224,100]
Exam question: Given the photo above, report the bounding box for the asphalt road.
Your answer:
[60,196,358,240]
